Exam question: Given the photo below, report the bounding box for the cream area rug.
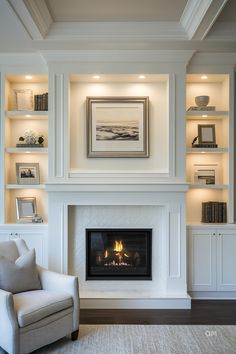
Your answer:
[32,325,236,354]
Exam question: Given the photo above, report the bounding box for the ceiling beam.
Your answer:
[180,0,228,40]
[7,0,52,39]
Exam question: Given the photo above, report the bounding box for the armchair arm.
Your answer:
[0,289,19,354]
[37,267,79,331]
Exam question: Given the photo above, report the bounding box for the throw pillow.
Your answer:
[0,249,41,294]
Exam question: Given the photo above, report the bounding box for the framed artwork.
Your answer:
[16,163,40,185]
[87,96,149,157]
[192,163,219,185]
[198,124,216,144]
[16,197,37,223]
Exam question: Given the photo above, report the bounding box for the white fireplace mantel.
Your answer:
[47,182,190,309]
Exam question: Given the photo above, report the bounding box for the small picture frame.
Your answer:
[192,163,219,185]
[16,197,37,223]
[198,124,216,144]
[16,163,40,185]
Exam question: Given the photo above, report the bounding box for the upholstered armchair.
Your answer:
[0,239,79,354]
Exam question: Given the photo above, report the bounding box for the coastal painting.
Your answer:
[95,107,140,141]
[87,97,149,157]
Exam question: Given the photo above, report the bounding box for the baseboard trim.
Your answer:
[80,296,191,309]
[189,291,236,299]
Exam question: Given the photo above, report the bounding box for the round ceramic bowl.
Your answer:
[195,95,209,107]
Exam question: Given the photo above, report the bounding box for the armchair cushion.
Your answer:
[0,249,41,294]
[13,290,73,327]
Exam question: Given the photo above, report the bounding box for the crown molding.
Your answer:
[23,0,52,38]
[188,52,236,70]
[8,0,52,39]
[0,52,47,69]
[206,22,236,41]
[46,21,187,41]
[180,0,213,39]
[40,49,195,64]
[192,0,229,40]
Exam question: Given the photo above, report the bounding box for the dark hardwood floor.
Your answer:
[81,300,236,325]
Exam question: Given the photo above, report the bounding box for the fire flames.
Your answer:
[104,240,130,266]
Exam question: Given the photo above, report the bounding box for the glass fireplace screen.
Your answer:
[86,229,152,280]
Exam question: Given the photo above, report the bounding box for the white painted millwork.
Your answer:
[187,225,236,297]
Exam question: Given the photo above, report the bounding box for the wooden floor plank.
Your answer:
[80,300,236,325]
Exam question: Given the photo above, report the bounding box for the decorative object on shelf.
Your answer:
[198,124,216,145]
[16,129,44,147]
[187,95,215,111]
[87,96,149,157]
[191,134,218,148]
[202,201,227,223]
[32,213,43,223]
[14,89,34,111]
[192,163,219,185]
[195,95,209,107]
[16,162,40,185]
[16,197,37,223]
[34,92,48,111]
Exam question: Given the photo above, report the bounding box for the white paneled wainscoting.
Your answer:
[46,183,190,309]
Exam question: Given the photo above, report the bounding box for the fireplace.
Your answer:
[86,229,152,280]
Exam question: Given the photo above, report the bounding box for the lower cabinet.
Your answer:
[187,226,236,293]
[0,224,48,267]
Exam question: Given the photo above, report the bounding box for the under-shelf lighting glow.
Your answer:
[202,115,208,118]
[201,75,208,80]
[26,115,31,118]
[25,151,31,154]
[201,152,206,154]
[25,75,32,80]
[139,75,146,79]
[93,75,100,79]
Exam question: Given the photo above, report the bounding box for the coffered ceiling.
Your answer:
[0,0,236,52]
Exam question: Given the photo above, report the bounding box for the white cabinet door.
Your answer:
[217,230,236,291]
[188,229,217,291]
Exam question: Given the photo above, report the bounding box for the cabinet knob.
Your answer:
[212,233,216,236]
[218,233,221,236]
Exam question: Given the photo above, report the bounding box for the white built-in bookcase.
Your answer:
[186,74,234,224]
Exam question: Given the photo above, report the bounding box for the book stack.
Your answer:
[34,93,48,111]
[202,201,227,223]
[192,143,218,148]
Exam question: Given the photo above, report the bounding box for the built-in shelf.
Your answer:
[186,111,228,120]
[6,184,46,190]
[186,147,228,153]
[6,111,48,119]
[5,147,48,154]
[189,184,229,190]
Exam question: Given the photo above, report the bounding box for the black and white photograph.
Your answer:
[16,163,40,185]
[87,97,149,157]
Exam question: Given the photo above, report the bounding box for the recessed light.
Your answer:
[201,75,208,80]
[93,75,100,79]
[26,115,31,118]
[139,75,145,79]
[26,151,31,154]
[202,115,208,118]
[25,75,32,80]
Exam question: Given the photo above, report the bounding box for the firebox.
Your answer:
[86,229,152,280]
